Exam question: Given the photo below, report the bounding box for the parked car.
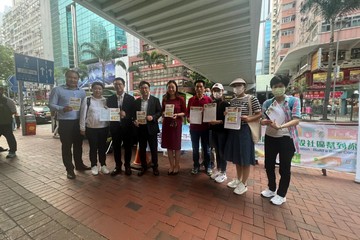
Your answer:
[25,106,52,124]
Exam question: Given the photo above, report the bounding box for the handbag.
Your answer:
[247,95,261,143]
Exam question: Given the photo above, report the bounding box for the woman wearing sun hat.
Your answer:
[224,78,262,195]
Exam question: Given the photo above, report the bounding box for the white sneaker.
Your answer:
[101,165,110,174]
[261,188,276,198]
[215,173,227,183]
[270,195,286,205]
[210,171,221,180]
[234,182,248,195]
[227,179,240,188]
[91,166,99,175]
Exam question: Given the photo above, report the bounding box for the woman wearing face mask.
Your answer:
[224,78,262,195]
[208,83,230,183]
[260,75,301,206]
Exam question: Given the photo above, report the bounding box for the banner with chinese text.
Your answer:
[255,123,358,172]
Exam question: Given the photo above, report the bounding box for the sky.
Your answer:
[0,0,13,13]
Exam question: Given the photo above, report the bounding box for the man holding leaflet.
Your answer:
[107,77,135,176]
[49,70,89,179]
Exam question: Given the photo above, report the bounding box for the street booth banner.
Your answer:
[255,122,358,172]
[157,122,357,173]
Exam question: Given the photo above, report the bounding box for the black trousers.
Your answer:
[58,120,84,173]
[212,130,227,172]
[86,127,109,167]
[264,135,295,197]
[110,126,133,169]
[138,125,158,169]
[0,124,17,152]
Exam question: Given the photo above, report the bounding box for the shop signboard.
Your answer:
[313,71,344,83]
[304,91,343,99]
[311,48,322,71]
[349,69,360,81]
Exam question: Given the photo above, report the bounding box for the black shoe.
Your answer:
[153,168,159,176]
[125,167,132,176]
[111,168,122,176]
[67,171,76,179]
[137,168,146,176]
[75,164,91,171]
[0,147,8,152]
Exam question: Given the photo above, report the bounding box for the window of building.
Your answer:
[321,22,331,32]
[282,43,292,49]
[352,16,360,27]
[281,28,294,36]
[351,48,360,59]
[282,2,296,10]
[282,15,296,23]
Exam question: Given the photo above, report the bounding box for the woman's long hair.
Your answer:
[164,80,180,101]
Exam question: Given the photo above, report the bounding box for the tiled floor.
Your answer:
[0,124,360,239]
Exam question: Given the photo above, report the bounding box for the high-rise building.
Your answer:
[129,42,192,94]
[270,0,296,74]
[50,0,127,71]
[256,0,271,76]
[1,0,53,60]
[272,0,360,117]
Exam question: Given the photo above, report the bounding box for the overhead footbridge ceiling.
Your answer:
[75,0,261,85]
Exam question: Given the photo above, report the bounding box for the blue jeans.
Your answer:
[190,129,210,169]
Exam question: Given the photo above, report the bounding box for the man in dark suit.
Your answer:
[107,77,135,176]
[134,81,161,176]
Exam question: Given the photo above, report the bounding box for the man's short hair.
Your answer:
[65,69,80,78]
[270,75,290,88]
[194,79,205,86]
[139,80,150,88]
[114,77,125,85]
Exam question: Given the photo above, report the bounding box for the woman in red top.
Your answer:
[161,80,186,175]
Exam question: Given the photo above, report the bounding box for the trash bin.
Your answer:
[25,114,36,135]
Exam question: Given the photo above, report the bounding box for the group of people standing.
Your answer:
[49,70,300,206]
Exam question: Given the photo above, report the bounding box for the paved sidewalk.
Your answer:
[0,124,360,239]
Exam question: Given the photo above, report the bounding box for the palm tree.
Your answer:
[115,59,141,91]
[80,39,119,85]
[136,51,167,81]
[301,0,360,120]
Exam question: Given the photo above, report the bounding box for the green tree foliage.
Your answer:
[301,0,360,120]
[0,45,14,82]
[115,59,140,91]
[189,71,212,88]
[81,39,119,84]
[137,51,166,70]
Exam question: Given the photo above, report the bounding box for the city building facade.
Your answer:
[50,0,127,84]
[1,0,53,60]
[129,42,193,95]
[271,0,360,118]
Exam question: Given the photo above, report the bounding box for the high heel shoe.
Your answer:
[172,166,179,175]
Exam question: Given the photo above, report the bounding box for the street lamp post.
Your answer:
[331,18,348,120]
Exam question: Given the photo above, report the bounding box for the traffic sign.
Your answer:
[14,53,54,85]
[14,53,38,82]
[6,75,25,93]
[38,59,54,84]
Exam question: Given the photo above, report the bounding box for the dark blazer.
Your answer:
[135,95,161,135]
[107,93,135,129]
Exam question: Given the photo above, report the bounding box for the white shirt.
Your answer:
[79,96,109,131]
[117,92,125,109]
